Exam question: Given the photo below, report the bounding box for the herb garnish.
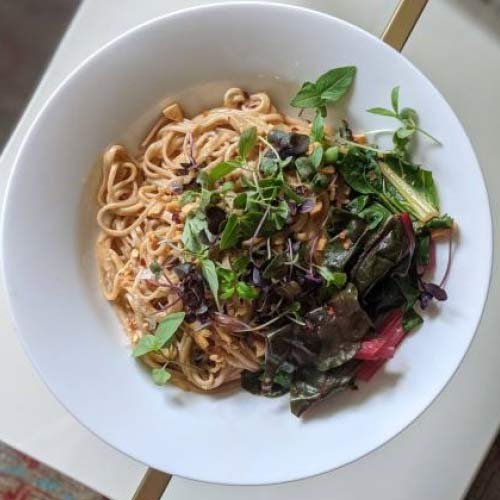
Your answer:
[131,67,455,417]
[133,311,185,358]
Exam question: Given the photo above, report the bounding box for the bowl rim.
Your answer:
[0,0,493,485]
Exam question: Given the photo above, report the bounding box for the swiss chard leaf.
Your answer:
[323,212,369,271]
[351,216,409,296]
[290,360,360,417]
[359,202,391,230]
[306,283,372,371]
[424,214,454,229]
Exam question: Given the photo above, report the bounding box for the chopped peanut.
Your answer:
[317,236,327,251]
[352,133,367,144]
[342,238,353,250]
[310,201,323,216]
[162,103,184,121]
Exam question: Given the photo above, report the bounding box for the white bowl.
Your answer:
[1,2,492,485]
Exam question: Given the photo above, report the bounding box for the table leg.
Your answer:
[132,468,172,500]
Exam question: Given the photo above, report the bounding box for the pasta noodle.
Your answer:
[96,88,310,391]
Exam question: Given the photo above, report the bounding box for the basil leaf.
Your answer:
[311,112,324,142]
[290,67,356,110]
[367,107,397,117]
[208,161,241,183]
[310,145,323,169]
[152,367,172,385]
[391,86,400,113]
[132,335,160,357]
[290,81,323,109]
[155,311,186,347]
[317,66,356,103]
[236,281,260,299]
[200,259,219,308]
[239,126,257,160]
[220,214,239,250]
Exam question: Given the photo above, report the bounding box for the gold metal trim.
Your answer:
[131,1,430,498]
[132,468,172,500]
[382,0,429,52]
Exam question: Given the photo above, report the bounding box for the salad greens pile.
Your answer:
[140,66,454,416]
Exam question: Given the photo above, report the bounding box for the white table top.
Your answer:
[1,1,499,499]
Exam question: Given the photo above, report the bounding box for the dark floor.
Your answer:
[0,1,498,499]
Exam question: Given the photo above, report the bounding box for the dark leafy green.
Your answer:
[290,360,360,417]
[351,216,409,295]
[307,284,372,371]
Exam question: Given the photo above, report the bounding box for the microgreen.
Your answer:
[236,281,260,300]
[238,126,258,160]
[152,367,172,385]
[311,111,325,142]
[200,258,220,309]
[208,161,241,184]
[219,214,239,250]
[132,311,186,357]
[316,267,347,288]
[367,86,441,156]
